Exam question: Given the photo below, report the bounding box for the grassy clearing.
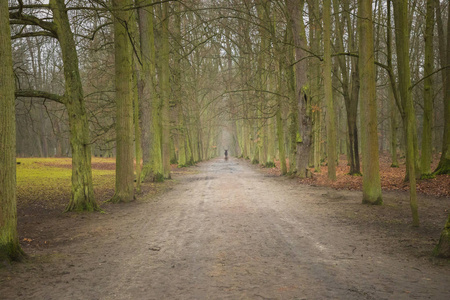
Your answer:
[16,157,115,210]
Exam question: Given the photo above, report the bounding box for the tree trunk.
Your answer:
[286,0,312,178]
[51,0,98,211]
[110,0,135,203]
[433,0,450,258]
[333,0,361,176]
[133,72,142,192]
[277,61,287,175]
[389,84,399,167]
[160,1,171,179]
[173,3,187,167]
[0,0,24,262]
[359,0,383,205]
[138,0,163,182]
[434,214,450,257]
[309,0,322,173]
[420,0,435,177]
[434,1,450,175]
[393,0,419,226]
[323,0,337,180]
[286,22,298,174]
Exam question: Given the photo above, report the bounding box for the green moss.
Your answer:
[348,172,362,176]
[420,173,436,180]
[362,195,383,205]
[0,242,25,265]
[433,230,450,258]
[251,158,259,165]
[434,158,450,175]
[265,161,276,168]
[154,172,164,182]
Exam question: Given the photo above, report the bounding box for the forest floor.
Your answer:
[269,154,450,198]
[1,157,450,299]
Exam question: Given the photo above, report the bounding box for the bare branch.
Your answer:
[15,90,65,104]
[11,31,56,39]
[9,11,57,36]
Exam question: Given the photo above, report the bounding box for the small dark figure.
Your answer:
[224,149,228,160]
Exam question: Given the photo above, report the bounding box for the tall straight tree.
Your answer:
[309,0,322,173]
[137,0,164,182]
[323,0,337,180]
[285,23,299,174]
[433,0,450,258]
[160,1,171,179]
[110,0,135,203]
[333,0,361,175]
[0,0,24,262]
[434,1,450,175]
[386,0,400,168]
[392,0,419,226]
[358,0,382,205]
[276,60,287,175]
[286,0,312,178]
[420,0,434,177]
[173,2,188,168]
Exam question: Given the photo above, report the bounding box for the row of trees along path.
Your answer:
[1,0,450,262]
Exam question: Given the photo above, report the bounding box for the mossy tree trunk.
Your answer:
[434,214,450,257]
[110,0,135,203]
[434,1,450,258]
[160,1,171,179]
[358,0,382,205]
[389,84,399,167]
[0,0,24,262]
[323,0,337,181]
[255,12,264,165]
[173,3,187,167]
[287,0,312,178]
[257,1,271,165]
[276,61,287,175]
[309,0,321,173]
[434,1,450,175]
[10,1,98,212]
[392,0,419,226]
[138,0,163,182]
[51,0,98,211]
[286,22,299,174]
[129,10,142,192]
[133,72,142,192]
[420,0,435,177]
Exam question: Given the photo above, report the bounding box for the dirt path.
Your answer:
[1,158,450,299]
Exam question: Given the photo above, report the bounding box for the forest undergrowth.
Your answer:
[265,154,450,198]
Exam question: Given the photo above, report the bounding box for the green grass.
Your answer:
[16,158,115,209]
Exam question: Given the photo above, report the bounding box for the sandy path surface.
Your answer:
[1,158,449,299]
